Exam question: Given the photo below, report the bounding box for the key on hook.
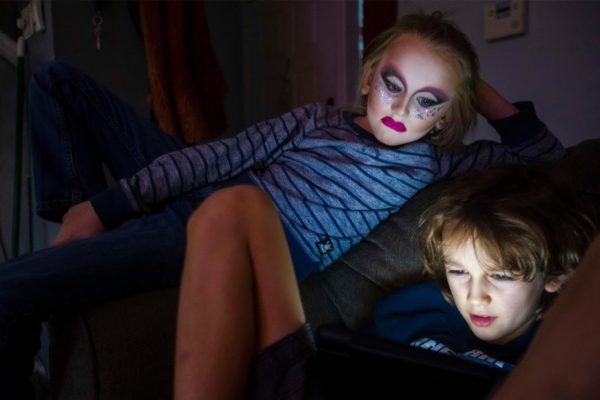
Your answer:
[92,13,103,50]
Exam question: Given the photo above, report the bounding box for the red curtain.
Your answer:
[139,0,228,144]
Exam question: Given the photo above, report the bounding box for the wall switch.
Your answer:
[484,0,527,41]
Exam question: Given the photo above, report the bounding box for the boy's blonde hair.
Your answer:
[419,165,598,307]
[359,11,479,148]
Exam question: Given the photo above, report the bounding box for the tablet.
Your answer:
[313,324,507,399]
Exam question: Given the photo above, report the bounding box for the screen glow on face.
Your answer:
[375,72,450,121]
[443,237,547,345]
[354,34,459,147]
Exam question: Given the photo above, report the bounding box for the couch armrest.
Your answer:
[48,287,179,400]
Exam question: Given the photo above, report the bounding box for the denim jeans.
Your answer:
[2,60,318,398]
[0,60,195,398]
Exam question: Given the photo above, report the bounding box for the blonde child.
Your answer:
[47,15,562,280]
[173,12,567,400]
[492,235,600,399]
[372,165,597,371]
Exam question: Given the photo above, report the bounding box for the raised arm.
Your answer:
[438,81,565,178]
[89,104,319,231]
[476,79,518,121]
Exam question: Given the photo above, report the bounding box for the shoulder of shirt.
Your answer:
[285,102,331,120]
[302,102,349,128]
[292,102,328,113]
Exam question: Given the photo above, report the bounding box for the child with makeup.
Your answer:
[0,11,563,399]
[173,12,570,400]
[371,165,598,372]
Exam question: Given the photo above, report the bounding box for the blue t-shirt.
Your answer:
[370,282,539,371]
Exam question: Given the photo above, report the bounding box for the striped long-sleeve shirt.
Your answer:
[91,101,564,269]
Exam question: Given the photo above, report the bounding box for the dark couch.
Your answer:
[48,140,600,400]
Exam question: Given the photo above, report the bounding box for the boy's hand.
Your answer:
[51,201,106,246]
[476,79,519,121]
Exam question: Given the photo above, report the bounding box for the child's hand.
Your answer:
[51,201,106,246]
[476,80,519,121]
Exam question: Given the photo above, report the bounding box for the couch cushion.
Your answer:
[49,287,179,400]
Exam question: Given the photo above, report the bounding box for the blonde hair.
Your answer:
[358,11,479,148]
[419,165,598,307]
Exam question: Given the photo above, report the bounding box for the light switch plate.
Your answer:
[484,0,528,41]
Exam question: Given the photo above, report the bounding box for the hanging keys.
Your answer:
[92,13,103,50]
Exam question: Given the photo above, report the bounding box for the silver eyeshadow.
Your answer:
[374,81,448,120]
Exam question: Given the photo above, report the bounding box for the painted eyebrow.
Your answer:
[381,68,406,89]
[381,66,449,102]
[418,86,449,103]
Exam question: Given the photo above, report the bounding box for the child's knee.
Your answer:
[205,185,272,215]
[187,185,273,234]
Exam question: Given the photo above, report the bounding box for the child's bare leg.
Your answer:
[174,185,305,400]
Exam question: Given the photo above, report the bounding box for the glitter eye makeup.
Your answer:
[360,35,460,145]
[376,81,396,105]
[381,71,404,94]
[375,80,450,121]
[412,101,450,121]
[371,66,451,127]
[416,96,439,108]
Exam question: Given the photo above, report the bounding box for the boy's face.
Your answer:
[443,238,560,345]
[355,34,458,147]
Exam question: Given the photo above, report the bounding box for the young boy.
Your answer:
[371,164,598,370]
[174,166,597,400]
[492,234,600,398]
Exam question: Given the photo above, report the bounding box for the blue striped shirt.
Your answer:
[93,102,564,269]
